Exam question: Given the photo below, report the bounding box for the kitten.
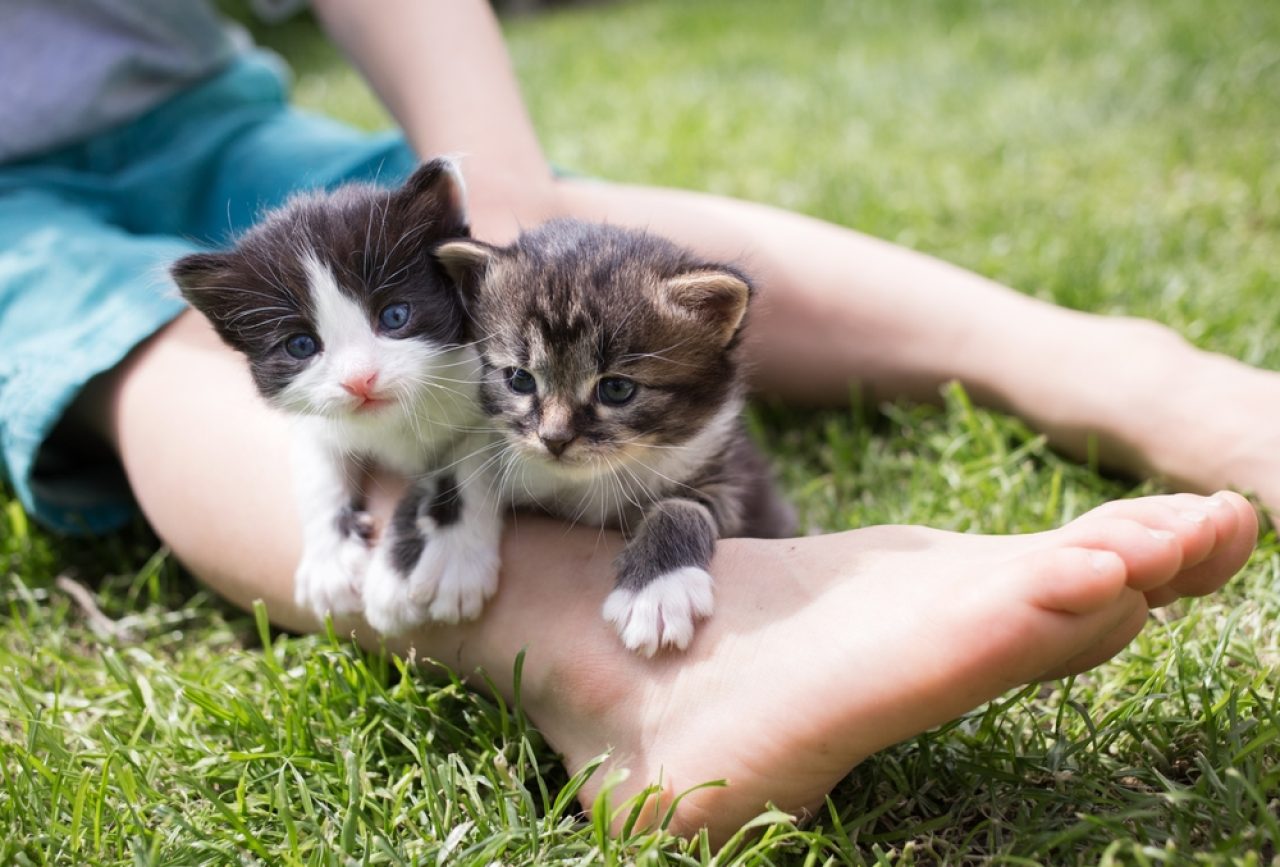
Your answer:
[436,219,795,656]
[171,158,502,635]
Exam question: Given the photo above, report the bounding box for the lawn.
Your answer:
[4,0,1280,862]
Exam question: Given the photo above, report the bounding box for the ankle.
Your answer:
[964,308,1199,474]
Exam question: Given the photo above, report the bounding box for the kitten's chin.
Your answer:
[310,398,399,427]
[350,397,393,415]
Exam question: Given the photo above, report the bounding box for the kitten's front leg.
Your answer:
[290,428,370,620]
[363,469,504,635]
[603,498,718,656]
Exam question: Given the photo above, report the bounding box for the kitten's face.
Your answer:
[173,159,471,424]
[438,220,751,474]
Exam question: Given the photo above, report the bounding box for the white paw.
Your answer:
[424,530,502,624]
[602,567,715,657]
[295,547,366,621]
[362,549,433,636]
[337,533,374,583]
[361,529,502,635]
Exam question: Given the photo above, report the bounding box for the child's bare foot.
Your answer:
[471,491,1255,842]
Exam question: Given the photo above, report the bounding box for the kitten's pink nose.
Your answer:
[341,371,379,400]
[540,431,576,457]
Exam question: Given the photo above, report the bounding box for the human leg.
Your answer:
[543,178,1280,510]
[89,309,1256,842]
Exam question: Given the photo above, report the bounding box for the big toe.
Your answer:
[1058,492,1255,594]
[1148,491,1257,604]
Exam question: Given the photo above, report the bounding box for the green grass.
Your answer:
[4,0,1280,862]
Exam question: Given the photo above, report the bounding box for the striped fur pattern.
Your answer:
[438,220,795,655]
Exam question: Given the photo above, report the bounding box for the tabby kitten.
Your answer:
[437,219,795,656]
[171,158,502,635]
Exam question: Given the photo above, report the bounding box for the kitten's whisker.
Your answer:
[607,292,653,361]
[621,454,703,499]
[375,219,433,276]
[488,454,516,521]
[517,458,538,508]
[222,305,296,322]
[399,370,488,389]
[435,439,507,480]
[601,437,688,452]
[607,456,647,517]
[426,337,488,355]
[563,465,604,531]
[191,285,290,305]
[397,368,484,390]
[464,448,510,490]
[417,382,474,404]
[242,246,295,302]
[453,456,507,508]
[361,195,377,287]
[608,462,632,540]
[613,458,659,520]
[372,257,416,291]
[616,332,703,366]
[396,390,428,445]
[492,452,519,515]
[419,374,488,386]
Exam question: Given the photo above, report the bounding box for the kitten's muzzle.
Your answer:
[339,371,391,413]
[539,430,577,458]
[341,371,380,401]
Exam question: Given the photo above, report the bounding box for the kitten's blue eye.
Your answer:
[379,302,410,331]
[285,333,319,360]
[507,368,537,395]
[597,377,637,406]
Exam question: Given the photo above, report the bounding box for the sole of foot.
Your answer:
[549,491,1256,843]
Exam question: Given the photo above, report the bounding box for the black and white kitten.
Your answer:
[436,219,795,656]
[171,158,502,634]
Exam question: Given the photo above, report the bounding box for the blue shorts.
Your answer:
[0,52,418,533]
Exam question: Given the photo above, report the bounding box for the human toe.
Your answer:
[1058,514,1185,592]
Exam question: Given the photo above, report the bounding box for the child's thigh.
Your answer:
[0,189,192,531]
[103,309,312,627]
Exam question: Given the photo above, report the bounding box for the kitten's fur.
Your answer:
[171,159,502,634]
[437,219,795,655]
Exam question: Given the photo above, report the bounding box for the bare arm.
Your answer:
[310,0,552,202]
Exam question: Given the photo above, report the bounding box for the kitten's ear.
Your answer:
[434,239,500,299]
[171,252,238,319]
[170,252,250,348]
[660,268,753,346]
[171,251,231,293]
[396,157,470,234]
